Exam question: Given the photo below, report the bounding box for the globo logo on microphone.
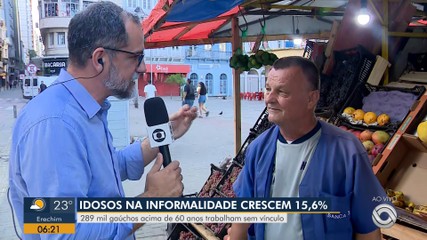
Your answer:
[146,122,174,148]
[153,129,166,142]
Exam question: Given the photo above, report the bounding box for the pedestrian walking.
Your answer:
[182,79,195,107]
[197,82,209,117]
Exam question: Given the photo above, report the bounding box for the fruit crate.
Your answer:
[197,164,225,198]
[167,223,204,240]
[334,117,396,165]
[316,45,376,117]
[375,133,427,232]
[216,161,243,198]
[201,222,231,240]
[335,83,426,131]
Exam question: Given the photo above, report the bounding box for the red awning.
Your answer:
[143,3,239,49]
[145,64,191,74]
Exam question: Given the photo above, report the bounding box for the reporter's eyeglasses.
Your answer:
[103,47,145,67]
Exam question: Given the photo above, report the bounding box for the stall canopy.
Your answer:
[143,0,426,49]
[142,0,351,49]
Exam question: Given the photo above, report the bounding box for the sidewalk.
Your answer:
[0,90,266,239]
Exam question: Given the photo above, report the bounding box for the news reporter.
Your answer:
[8,2,196,239]
[226,57,387,240]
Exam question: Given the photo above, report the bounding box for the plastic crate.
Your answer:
[234,107,273,165]
[316,45,376,115]
[337,83,426,131]
[233,132,256,164]
[197,164,225,198]
[167,223,203,240]
[249,107,274,135]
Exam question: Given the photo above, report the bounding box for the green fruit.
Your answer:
[261,52,270,64]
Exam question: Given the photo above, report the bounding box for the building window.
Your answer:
[219,43,226,52]
[143,0,148,8]
[48,32,55,47]
[44,1,59,17]
[57,32,65,46]
[204,44,212,51]
[128,0,139,8]
[190,73,198,82]
[220,74,227,95]
[205,73,213,95]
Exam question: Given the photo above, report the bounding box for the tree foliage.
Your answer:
[166,74,185,86]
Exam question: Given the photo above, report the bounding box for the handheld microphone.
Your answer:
[144,97,174,167]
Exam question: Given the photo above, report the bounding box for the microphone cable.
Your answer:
[47,64,105,88]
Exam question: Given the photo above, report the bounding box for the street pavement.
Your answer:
[0,88,266,239]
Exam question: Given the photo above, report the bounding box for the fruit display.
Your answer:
[217,163,242,198]
[386,189,427,221]
[229,49,278,71]
[387,189,416,212]
[339,84,425,130]
[417,121,427,143]
[342,107,391,127]
[338,125,389,162]
[203,223,231,237]
[198,167,224,198]
[179,230,199,240]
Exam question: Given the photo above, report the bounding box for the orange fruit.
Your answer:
[343,107,355,115]
[377,114,390,126]
[352,109,365,121]
[364,112,377,124]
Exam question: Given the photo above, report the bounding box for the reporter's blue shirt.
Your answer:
[9,69,144,239]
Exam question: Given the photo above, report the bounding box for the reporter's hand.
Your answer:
[170,104,197,139]
[223,227,231,240]
[143,153,183,197]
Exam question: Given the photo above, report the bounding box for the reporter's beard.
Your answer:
[104,64,138,99]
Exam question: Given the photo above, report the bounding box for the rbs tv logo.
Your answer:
[372,204,397,228]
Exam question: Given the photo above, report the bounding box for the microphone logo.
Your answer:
[152,129,167,142]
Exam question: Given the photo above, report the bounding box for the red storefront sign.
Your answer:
[145,64,191,74]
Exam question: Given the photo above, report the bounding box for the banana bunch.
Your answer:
[386,189,415,212]
[413,205,427,219]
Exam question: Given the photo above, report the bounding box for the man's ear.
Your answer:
[92,47,106,72]
[308,90,320,109]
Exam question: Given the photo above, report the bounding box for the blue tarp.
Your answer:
[165,0,244,22]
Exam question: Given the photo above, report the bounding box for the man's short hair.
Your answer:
[67,2,140,68]
[272,56,320,91]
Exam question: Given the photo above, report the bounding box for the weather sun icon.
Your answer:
[30,198,46,211]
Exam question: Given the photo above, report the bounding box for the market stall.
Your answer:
[142,0,427,239]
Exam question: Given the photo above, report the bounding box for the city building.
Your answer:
[0,0,8,88]
[3,0,22,86]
